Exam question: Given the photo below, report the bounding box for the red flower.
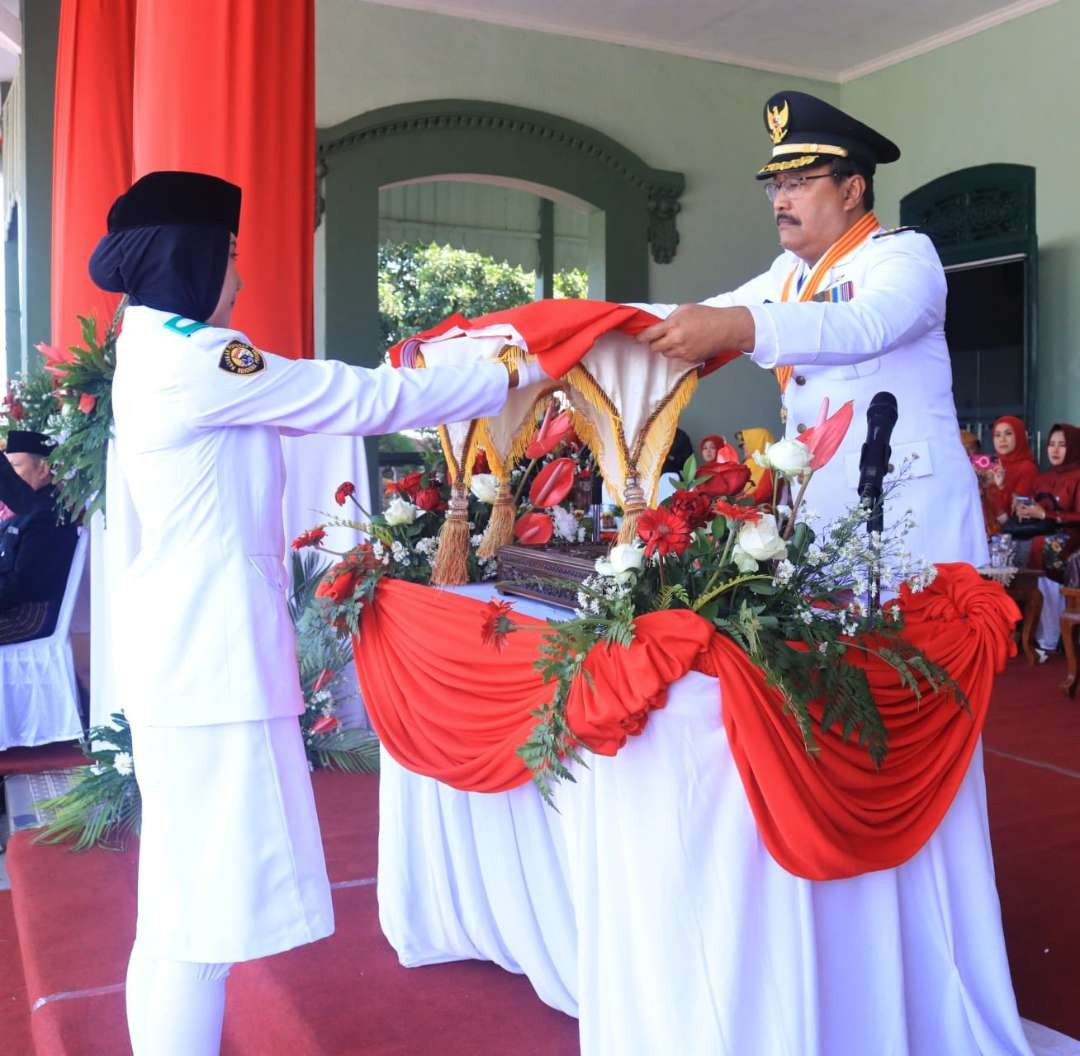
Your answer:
[77,391,97,414]
[35,341,78,380]
[310,714,340,735]
[528,457,576,508]
[514,512,554,545]
[292,526,326,550]
[525,404,575,459]
[695,461,751,498]
[472,449,490,474]
[480,599,516,651]
[712,499,762,524]
[385,470,424,501]
[415,485,446,512]
[636,507,691,557]
[315,563,363,605]
[798,397,854,471]
[668,489,712,529]
[312,668,334,693]
[334,481,356,506]
[6,398,24,421]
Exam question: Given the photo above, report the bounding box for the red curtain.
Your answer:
[353,565,1019,881]
[130,0,314,358]
[50,0,136,354]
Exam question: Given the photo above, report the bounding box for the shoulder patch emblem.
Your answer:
[218,340,265,376]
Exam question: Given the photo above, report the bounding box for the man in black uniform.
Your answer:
[0,430,78,643]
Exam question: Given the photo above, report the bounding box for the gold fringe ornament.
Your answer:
[477,479,515,558]
[430,481,472,586]
[617,475,647,545]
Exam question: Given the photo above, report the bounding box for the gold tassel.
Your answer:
[477,479,515,559]
[617,475,647,545]
[431,482,471,586]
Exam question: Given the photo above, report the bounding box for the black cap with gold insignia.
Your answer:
[757,91,900,179]
[106,171,242,235]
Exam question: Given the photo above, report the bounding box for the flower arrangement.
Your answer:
[36,310,123,522]
[32,552,379,850]
[0,368,57,441]
[481,400,959,803]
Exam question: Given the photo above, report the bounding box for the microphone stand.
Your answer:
[862,488,884,619]
[857,392,898,624]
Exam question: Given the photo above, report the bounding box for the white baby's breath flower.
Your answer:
[773,559,796,585]
[469,474,499,504]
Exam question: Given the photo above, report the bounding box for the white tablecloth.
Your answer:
[377,588,1069,1056]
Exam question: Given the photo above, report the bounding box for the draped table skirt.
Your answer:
[375,594,1040,1056]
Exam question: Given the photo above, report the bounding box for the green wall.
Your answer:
[317,1,1076,452]
[317,1,841,447]
[841,0,1079,445]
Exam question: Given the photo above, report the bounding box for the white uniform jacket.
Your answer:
[111,306,510,727]
[702,227,987,567]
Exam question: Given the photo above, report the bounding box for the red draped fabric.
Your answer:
[353,565,1019,880]
[388,299,742,379]
[130,0,314,359]
[50,0,137,351]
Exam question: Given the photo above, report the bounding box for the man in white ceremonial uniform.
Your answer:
[89,171,547,1056]
[641,90,987,567]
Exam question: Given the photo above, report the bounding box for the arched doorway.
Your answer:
[316,99,685,370]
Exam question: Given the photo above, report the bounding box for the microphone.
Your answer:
[857,391,898,503]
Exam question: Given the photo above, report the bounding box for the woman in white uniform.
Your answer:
[88,171,545,1055]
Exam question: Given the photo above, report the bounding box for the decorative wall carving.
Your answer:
[316,101,685,265]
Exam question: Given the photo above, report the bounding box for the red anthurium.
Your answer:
[312,668,335,693]
[310,715,340,735]
[77,392,97,414]
[514,512,554,545]
[525,404,575,459]
[528,457,576,508]
[798,398,854,471]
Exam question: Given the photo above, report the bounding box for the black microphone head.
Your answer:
[868,390,898,425]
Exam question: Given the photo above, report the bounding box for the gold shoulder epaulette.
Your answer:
[872,225,920,239]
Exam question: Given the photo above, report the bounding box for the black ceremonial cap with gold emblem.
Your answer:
[756,91,900,179]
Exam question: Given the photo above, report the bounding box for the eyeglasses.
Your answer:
[763,173,839,202]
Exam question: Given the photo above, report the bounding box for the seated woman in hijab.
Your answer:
[1014,423,1080,661]
[699,433,739,466]
[736,427,776,505]
[985,415,1038,528]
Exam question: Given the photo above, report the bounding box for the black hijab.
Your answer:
[89,224,229,322]
[88,171,242,322]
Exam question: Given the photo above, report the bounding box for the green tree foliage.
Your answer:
[378,241,590,348]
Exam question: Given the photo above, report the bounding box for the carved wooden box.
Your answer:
[496,543,607,610]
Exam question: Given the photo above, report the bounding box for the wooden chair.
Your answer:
[1060,587,1080,697]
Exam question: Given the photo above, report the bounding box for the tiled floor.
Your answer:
[0,770,81,893]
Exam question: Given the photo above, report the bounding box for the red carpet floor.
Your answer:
[0,656,1076,1054]
[0,742,84,776]
[1,891,33,1055]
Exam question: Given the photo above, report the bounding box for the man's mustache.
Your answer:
[776,213,800,226]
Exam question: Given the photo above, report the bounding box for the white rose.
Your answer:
[763,438,811,477]
[594,542,645,584]
[469,473,499,504]
[737,514,788,562]
[731,542,759,574]
[384,497,419,526]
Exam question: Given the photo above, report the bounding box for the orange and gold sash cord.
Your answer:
[774,211,879,392]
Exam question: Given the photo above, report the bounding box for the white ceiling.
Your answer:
[361,0,1060,83]
[0,0,20,84]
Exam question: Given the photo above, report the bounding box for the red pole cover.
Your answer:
[131,0,314,359]
[50,0,136,353]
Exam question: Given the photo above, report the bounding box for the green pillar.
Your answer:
[19,0,59,371]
